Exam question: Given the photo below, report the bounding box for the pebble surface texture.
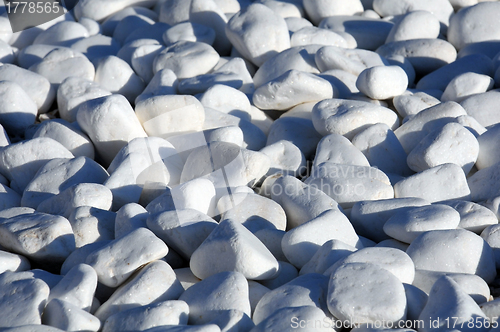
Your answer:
[1,0,500,331]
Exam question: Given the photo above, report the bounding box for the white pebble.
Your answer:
[442,72,494,103]
[0,81,37,135]
[386,11,440,43]
[303,0,364,25]
[163,22,216,46]
[290,27,349,48]
[315,46,388,76]
[460,90,500,128]
[476,123,500,170]
[69,206,116,248]
[443,200,498,234]
[356,65,408,100]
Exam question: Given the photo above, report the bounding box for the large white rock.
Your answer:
[386,10,440,43]
[0,137,74,194]
[0,274,50,327]
[33,21,89,47]
[303,0,364,25]
[29,48,95,89]
[468,163,500,202]
[253,70,334,111]
[312,98,399,139]
[282,209,362,268]
[252,273,329,324]
[461,90,500,128]
[383,204,461,244]
[0,81,37,136]
[407,122,479,174]
[94,56,145,103]
[448,2,500,50]
[327,262,407,326]
[270,176,341,229]
[356,65,408,100]
[76,94,147,166]
[442,72,494,103]
[178,271,251,324]
[418,276,489,331]
[147,209,217,259]
[476,123,500,170]
[153,41,220,79]
[94,260,184,321]
[42,299,101,332]
[68,206,116,248]
[225,3,290,66]
[406,229,496,283]
[291,26,350,48]
[260,140,305,177]
[102,301,189,332]
[0,212,75,264]
[305,162,394,208]
[22,157,108,209]
[135,95,205,139]
[190,218,279,280]
[373,0,453,26]
[314,133,370,168]
[350,197,430,242]
[315,46,388,76]
[32,119,95,159]
[394,163,471,203]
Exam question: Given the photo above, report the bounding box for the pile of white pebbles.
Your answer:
[2,0,500,331]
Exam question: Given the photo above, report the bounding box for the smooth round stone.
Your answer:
[212,57,256,95]
[0,81,37,135]
[153,41,220,79]
[376,39,457,76]
[352,123,412,176]
[101,300,189,332]
[448,2,500,50]
[71,34,121,65]
[218,192,286,232]
[393,91,441,118]
[406,229,496,283]
[117,38,160,66]
[0,137,74,194]
[48,264,97,311]
[259,140,305,177]
[270,175,341,229]
[282,209,362,268]
[454,115,487,137]
[327,247,415,284]
[94,55,145,103]
[256,0,302,19]
[314,133,370,167]
[394,163,471,203]
[315,46,388,76]
[252,273,329,324]
[17,44,60,69]
[29,48,95,88]
[22,156,108,209]
[443,200,498,234]
[0,39,14,64]
[356,65,408,100]
[481,224,500,269]
[394,101,467,154]
[37,183,112,219]
[131,44,165,83]
[286,17,313,35]
[0,64,55,113]
[57,77,111,123]
[303,0,363,25]
[114,203,148,239]
[136,68,178,102]
[468,162,500,202]
[69,206,116,248]
[299,239,357,275]
[163,22,216,46]
[461,90,500,128]
[385,10,440,43]
[305,162,394,209]
[32,119,95,159]
[33,21,89,47]
[178,271,251,325]
[413,269,491,304]
[135,95,204,139]
[290,27,348,48]
[416,54,494,92]
[85,228,168,288]
[190,218,279,280]
[252,45,321,88]
[225,3,290,67]
[327,262,407,326]
[94,260,183,321]
[383,204,461,244]
[373,0,453,26]
[0,275,50,326]
[253,70,333,111]
[350,197,430,242]
[312,98,399,139]
[441,72,494,103]
[0,212,75,263]
[476,123,500,170]
[77,94,147,166]
[319,16,394,51]
[417,276,490,331]
[0,250,31,274]
[407,122,479,174]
